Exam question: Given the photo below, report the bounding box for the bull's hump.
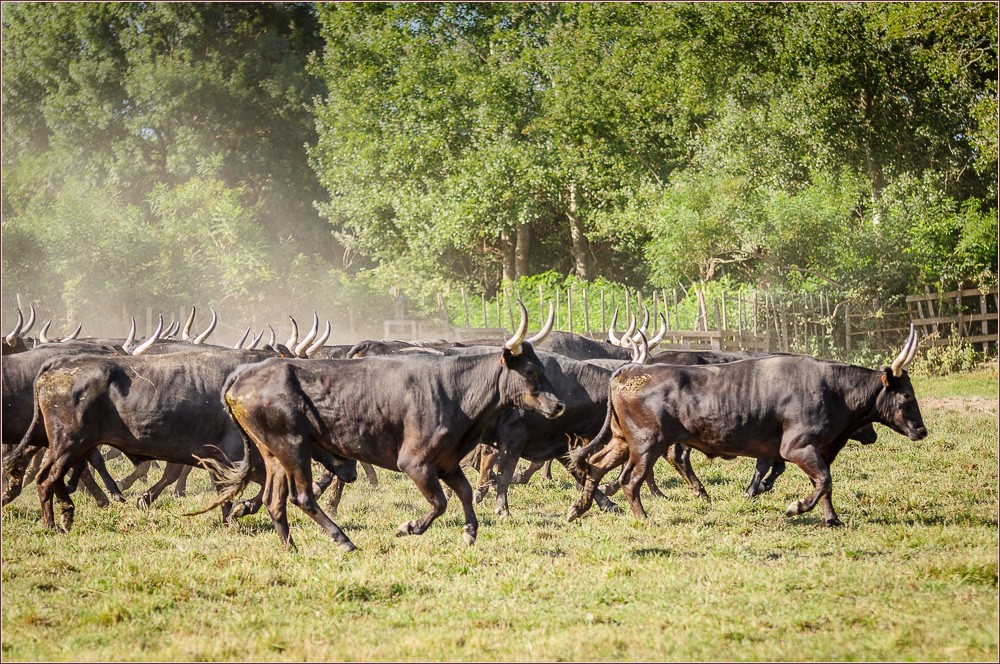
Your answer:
[612,371,652,397]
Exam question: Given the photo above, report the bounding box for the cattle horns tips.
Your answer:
[889,323,918,377]
[526,302,555,345]
[504,301,529,355]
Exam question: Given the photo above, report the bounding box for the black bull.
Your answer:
[221,341,565,551]
[2,349,357,531]
[567,352,927,526]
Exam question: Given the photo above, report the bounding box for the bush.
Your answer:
[911,335,983,376]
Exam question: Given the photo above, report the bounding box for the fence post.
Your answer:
[844,303,852,358]
[625,287,631,322]
[481,292,488,328]
[779,295,790,353]
[601,289,606,331]
[461,287,470,327]
[956,282,964,340]
[505,288,514,330]
[721,292,728,330]
[555,289,561,330]
[539,284,544,319]
[672,289,680,330]
[583,286,590,334]
[567,286,574,333]
[496,292,502,332]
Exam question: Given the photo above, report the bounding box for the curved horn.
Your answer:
[164,320,179,338]
[294,312,320,357]
[607,307,621,346]
[21,304,36,336]
[5,310,23,345]
[131,315,164,355]
[181,307,197,341]
[632,306,650,338]
[233,326,251,349]
[248,328,265,350]
[622,313,637,345]
[890,324,917,377]
[192,308,217,344]
[60,322,82,342]
[503,301,529,355]
[267,325,276,348]
[646,313,667,349]
[903,325,919,367]
[38,320,52,343]
[526,302,555,345]
[285,316,299,348]
[306,321,332,357]
[123,317,137,352]
[634,331,649,364]
[889,324,916,377]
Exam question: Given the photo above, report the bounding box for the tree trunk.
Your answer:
[501,232,516,282]
[860,88,886,224]
[514,225,530,278]
[567,184,592,280]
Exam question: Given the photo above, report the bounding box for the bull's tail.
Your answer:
[566,389,616,478]
[183,371,253,517]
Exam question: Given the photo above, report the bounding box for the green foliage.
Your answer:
[911,336,984,377]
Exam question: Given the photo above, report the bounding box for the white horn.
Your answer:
[38,320,52,343]
[285,316,299,348]
[5,310,22,345]
[632,306,650,339]
[60,323,82,342]
[181,307,197,341]
[192,308,217,344]
[233,326,251,349]
[890,324,917,377]
[903,325,919,368]
[21,304,36,336]
[526,302,555,345]
[267,325,276,348]
[248,328,265,350]
[306,321,332,357]
[132,315,164,355]
[634,331,649,364]
[622,313,637,345]
[294,312,320,357]
[646,313,667,349]
[503,301,529,355]
[607,308,621,346]
[123,317,137,352]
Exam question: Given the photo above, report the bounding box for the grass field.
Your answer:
[2,366,997,661]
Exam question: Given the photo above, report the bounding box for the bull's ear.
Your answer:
[881,368,892,387]
[500,348,511,366]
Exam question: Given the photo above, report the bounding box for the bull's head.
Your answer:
[876,324,927,441]
[500,302,564,419]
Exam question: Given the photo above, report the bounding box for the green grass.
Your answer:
[2,369,997,661]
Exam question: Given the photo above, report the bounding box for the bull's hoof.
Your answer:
[338,540,357,553]
[696,491,711,503]
[311,482,323,496]
[494,505,509,518]
[136,494,151,511]
[395,521,416,537]
[511,473,527,485]
[229,501,251,519]
[58,509,75,533]
[824,517,844,528]
[785,500,803,517]
[472,486,489,504]
[567,505,583,522]
[462,525,477,546]
[93,496,110,509]
[110,492,126,504]
[744,486,759,499]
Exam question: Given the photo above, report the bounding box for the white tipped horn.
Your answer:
[123,317,137,352]
[248,329,265,350]
[646,313,667,349]
[267,325,276,348]
[132,315,164,355]
[5,310,23,344]
[285,316,299,348]
[622,313,637,344]
[503,301,529,355]
[526,302,555,345]
[181,307,197,341]
[294,312,320,357]
[890,324,917,377]
[634,331,649,364]
[38,320,52,343]
[903,325,919,367]
[192,308,217,344]
[21,304,36,336]
[632,306,650,338]
[607,308,621,346]
[306,321,332,357]
[233,326,251,349]
[164,320,179,338]
[60,323,82,342]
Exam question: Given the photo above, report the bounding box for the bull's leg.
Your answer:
[173,464,193,497]
[312,469,334,498]
[666,444,709,501]
[557,456,623,514]
[137,463,186,510]
[567,439,629,522]
[512,460,546,485]
[491,447,521,517]
[440,468,479,545]
[35,450,80,532]
[85,449,125,503]
[261,459,295,550]
[76,466,110,508]
[23,448,45,487]
[396,459,448,538]
[322,477,345,516]
[745,459,785,498]
[361,462,378,487]
[542,459,553,480]
[782,444,840,527]
[116,460,157,492]
[473,444,499,504]
[761,459,786,494]
[275,445,355,552]
[2,448,43,506]
[103,447,123,461]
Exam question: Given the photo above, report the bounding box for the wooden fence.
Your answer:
[906,285,998,353]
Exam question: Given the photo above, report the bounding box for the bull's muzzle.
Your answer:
[538,394,565,419]
[908,425,928,441]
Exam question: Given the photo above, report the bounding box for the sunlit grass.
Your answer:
[2,371,997,661]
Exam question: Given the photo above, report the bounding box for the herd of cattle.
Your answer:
[1,302,927,551]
